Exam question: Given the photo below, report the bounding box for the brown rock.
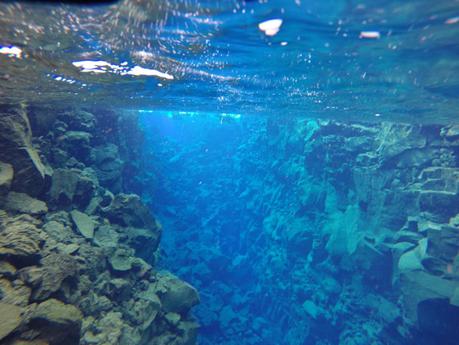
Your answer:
[0,302,22,341]
[30,299,82,345]
[0,278,31,306]
[0,106,47,196]
[0,215,44,265]
[19,253,77,301]
[4,192,48,215]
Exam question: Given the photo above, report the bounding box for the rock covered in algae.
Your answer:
[156,272,200,314]
[4,192,48,215]
[70,209,95,239]
[0,215,44,265]
[30,298,82,345]
[19,253,77,301]
[0,302,22,341]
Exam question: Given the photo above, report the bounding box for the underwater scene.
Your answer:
[1,0,459,344]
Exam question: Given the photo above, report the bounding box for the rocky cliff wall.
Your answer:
[141,116,459,345]
[0,107,199,345]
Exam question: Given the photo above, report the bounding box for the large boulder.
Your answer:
[58,131,92,162]
[48,169,97,208]
[0,278,31,307]
[0,215,44,266]
[70,210,95,239]
[103,194,159,230]
[0,302,22,341]
[4,192,48,215]
[0,107,47,196]
[31,299,82,345]
[156,273,199,315]
[90,144,124,192]
[19,253,78,301]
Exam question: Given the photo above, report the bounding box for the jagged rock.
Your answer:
[0,261,17,278]
[42,220,75,243]
[103,193,159,229]
[60,110,96,133]
[0,107,47,196]
[108,248,133,272]
[48,168,97,208]
[83,312,123,345]
[0,302,22,341]
[398,238,428,272]
[78,292,113,316]
[0,162,13,195]
[19,253,78,301]
[0,278,31,306]
[400,270,457,323]
[125,227,161,262]
[377,124,426,166]
[31,299,82,344]
[93,225,119,248]
[125,294,161,331]
[91,144,123,192]
[0,215,44,265]
[4,192,48,215]
[418,190,459,223]
[156,273,200,314]
[70,210,95,239]
[107,278,131,301]
[58,131,92,161]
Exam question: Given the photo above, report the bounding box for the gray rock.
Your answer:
[157,273,200,314]
[4,192,48,215]
[103,194,158,230]
[70,210,95,239]
[49,168,97,208]
[91,144,123,192]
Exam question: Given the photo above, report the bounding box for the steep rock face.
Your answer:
[0,107,199,345]
[0,106,47,197]
[142,117,459,345]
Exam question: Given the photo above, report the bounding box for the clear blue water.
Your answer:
[1,0,459,122]
[2,1,459,344]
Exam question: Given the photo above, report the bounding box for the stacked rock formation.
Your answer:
[141,116,459,345]
[0,107,199,345]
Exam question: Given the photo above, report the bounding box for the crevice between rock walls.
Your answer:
[0,106,200,345]
[139,116,459,345]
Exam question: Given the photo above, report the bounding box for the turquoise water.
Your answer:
[1,0,459,121]
[1,1,459,345]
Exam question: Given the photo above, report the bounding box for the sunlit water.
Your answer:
[1,0,459,121]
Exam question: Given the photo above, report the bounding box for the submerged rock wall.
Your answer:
[142,116,459,345]
[0,108,199,345]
